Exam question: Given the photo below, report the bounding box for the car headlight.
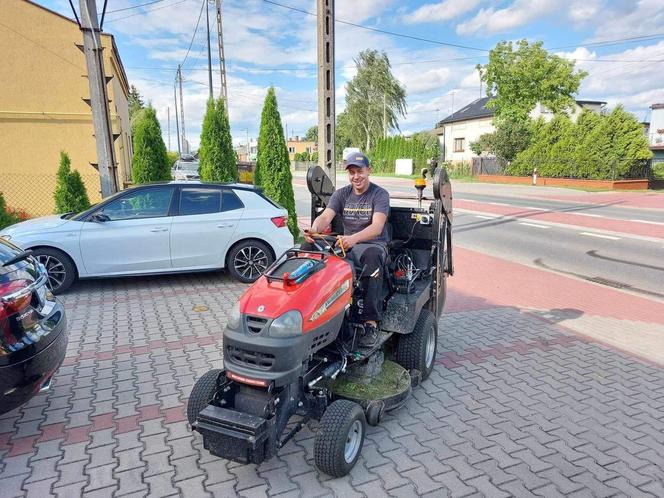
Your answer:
[268,310,302,338]
[227,303,241,329]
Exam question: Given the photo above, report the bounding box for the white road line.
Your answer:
[475,215,499,219]
[579,232,621,240]
[519,222,549,229]
[630,219,664,226]
[575,213,605,218]
[523,206,547,211]
[488,202,511,206]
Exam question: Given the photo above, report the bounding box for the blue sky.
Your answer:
[40,0,664,150]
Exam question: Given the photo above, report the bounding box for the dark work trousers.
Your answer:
[300,241,387,323]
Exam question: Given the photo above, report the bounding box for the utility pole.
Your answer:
[245,129,250,159]
[78,0,118,196]
[167,106,171,151]
[214,0,228,109]
[205,0,213,100]
[173,77,181,156]
[177,65,187,153]
[317,0,335,185]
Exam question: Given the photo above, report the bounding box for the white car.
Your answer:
[0,182,294,293]
[172,160,200,180]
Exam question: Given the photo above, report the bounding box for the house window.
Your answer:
[454,138,465,152]
[288,146,295,153]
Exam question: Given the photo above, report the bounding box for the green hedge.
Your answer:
[368,133,440,174]
[508,106,652,180]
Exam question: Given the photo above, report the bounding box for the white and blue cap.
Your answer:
[343,152,370,169]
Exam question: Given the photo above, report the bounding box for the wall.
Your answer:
[443,117,493,163]
[286,139,316,160]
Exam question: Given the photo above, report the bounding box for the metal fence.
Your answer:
[471,157,502,175]
[0,172,102,217]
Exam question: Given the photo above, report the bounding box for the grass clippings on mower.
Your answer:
[330,360,410,401]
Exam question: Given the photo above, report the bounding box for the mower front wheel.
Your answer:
[314,400,366,477]
[187,369,223,425]
[396,308,437,380]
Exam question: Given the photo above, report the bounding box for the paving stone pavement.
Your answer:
[1,271,663,497]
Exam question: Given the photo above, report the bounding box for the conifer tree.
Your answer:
[54,151,91,214]
[255,88,298,238]
[132,106,171,184]
[199,98,237,182]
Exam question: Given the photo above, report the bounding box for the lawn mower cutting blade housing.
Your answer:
[188,166,453,477]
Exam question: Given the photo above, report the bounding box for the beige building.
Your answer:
[0,0,132,216]
[287,136,316,161]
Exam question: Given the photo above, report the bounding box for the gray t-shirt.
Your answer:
[328,183,390,244]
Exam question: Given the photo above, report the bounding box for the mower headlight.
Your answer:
[227,303,241,330]
[268,310,302,338]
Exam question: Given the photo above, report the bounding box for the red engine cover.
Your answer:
[239,255,353,333]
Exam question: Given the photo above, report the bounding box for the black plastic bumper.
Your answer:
[195,404,274,464]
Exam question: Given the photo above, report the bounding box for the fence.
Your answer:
[0,172,102,217]
[291,160,317,172]
[471,157,502,175]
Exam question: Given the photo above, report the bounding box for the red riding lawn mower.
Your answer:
[188,166,453,477]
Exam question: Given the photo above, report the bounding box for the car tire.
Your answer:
[314,400,366,477]
[396,308,437,381]
[32,248,76,294]
[187,369,223,426]
[226,240,274,283]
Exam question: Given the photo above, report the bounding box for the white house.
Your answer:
[435,97,606,163]
[647,103,664,162]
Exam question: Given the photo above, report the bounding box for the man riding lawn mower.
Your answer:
[187,155,454,477]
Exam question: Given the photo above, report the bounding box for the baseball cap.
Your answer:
[343,152,370,169]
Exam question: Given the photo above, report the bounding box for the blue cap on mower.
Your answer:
[343,152,370,169]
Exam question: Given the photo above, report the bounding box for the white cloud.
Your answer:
[456,0,557,36]
[403,0,482,24]
[396,67,452,95]
[567,0,603,24]
[336,0,395,23]
[585,0,664,41]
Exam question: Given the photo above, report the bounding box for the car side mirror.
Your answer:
[91,212,110,223]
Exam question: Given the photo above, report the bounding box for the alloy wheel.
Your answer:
[37,254,67,291]
[233,246,269,281]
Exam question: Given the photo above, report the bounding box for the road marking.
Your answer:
[523,206,547,211]
[488,202,511,206]
[580,232,621,240]
[519,222,549,229]
[630,219,664,226]
[575,213,605,218]
[475,215,499,219]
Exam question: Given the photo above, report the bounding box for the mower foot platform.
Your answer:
[353,330,392,360]
[195,404,273,465]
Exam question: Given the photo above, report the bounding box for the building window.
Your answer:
[288,146,295,153]
[454,138,465,152]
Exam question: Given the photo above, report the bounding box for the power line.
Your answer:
[261,0,488,52]
[104,0,189,22]
[106,0,169,14]
[181,0,206,68]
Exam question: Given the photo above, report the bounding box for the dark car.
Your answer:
[0,237,68,415]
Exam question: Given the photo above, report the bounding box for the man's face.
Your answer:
[347,165,371,192]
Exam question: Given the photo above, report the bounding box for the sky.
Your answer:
[39,0,664,150]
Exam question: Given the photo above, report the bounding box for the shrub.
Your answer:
[199,98,237,182]
[54,151,91,214]
[255,88,299,238]
[0,193,21,230]
[132,106,171,184]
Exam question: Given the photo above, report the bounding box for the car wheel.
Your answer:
[314,400,366,477]
[227,240,273,283]
[32,248,76,294]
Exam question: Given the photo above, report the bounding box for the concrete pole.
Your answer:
[317,0,335,186]
[178,65,187,153]
[214,0,229,110]
[78,0,118,196]
[174,79,181,156]
[205,1,213,101]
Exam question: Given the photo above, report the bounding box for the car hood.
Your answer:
[1,215,71,236]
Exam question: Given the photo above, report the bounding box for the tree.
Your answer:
[53,151,91,214]
[199,98,237,182]
[478,40,587,122]
[304,125,318,143]
[469,118,534,166]
[128,85,145,121]
[132,106,171,184]
[255,88,299,238]
[0,193,20,230]
[509,116,571,175]
[335,111,354,160]
[345,49,407,151]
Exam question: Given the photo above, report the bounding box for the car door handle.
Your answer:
[150,227,168,232]
[217,223,234,228]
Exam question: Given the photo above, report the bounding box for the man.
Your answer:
[304,152,390,347]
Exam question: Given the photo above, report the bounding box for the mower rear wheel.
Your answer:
[187,369,223,425]
[314,400,366,477]
[396,308,437,380]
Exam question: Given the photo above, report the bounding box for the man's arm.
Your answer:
[311,208,336,233]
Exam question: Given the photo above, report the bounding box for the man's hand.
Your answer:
[303,229,315,243]
[337,234,358,250]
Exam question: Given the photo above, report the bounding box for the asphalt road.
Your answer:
[292,175,664,302]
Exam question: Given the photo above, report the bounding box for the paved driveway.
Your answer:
[1,272,663,497]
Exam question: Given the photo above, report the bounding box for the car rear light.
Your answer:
[0,280,32,322]
[271,216,287,228]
